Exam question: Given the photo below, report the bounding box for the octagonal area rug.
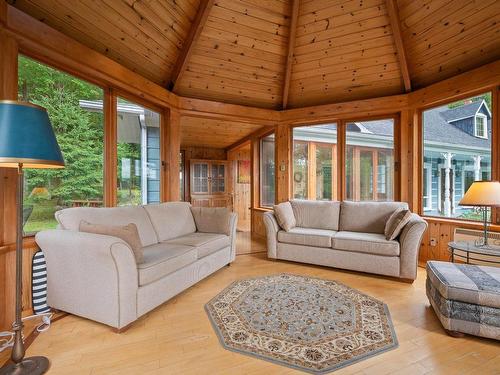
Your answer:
[205,274,398,374]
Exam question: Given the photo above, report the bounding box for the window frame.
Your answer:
[259,131,276,208]
[18,52,167,236]
[475,113,488,138]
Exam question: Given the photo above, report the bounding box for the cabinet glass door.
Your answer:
[192,162,209,194]
[211,163,226,193]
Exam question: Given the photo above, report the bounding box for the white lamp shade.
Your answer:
[459,181,500,207]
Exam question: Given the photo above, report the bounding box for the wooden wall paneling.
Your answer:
[227,144,251,231]
[281,0,299,109]
[104,88,117,207]
[385,0,411,92]
[0,22,19,331]
[275,123,291,203]
[251,209,267,238]
[170,0,214,91]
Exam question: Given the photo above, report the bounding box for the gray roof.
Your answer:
[422,104,491,149]
[440,101,483,122]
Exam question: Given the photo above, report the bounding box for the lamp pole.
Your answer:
[0,164,49,375]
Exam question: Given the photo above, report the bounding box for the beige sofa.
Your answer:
[35,202,237,330]
[263,200,427,281]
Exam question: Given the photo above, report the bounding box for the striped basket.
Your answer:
[32,251,50,315]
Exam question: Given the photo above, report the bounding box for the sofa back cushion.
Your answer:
[190,207,231,235]
[340,201,409,234]
[291,200,341,231]
[144,202,197,241]
[56,206,158,246]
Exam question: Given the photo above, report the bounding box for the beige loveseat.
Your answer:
[263,200,427,281]
[35,202,237,330]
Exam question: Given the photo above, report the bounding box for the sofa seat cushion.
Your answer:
[333,231,400,257]
[278,227,336,248]
[138,243,197,286]
[165,232,231,259]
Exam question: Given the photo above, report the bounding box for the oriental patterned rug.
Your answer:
[205,274,398,374]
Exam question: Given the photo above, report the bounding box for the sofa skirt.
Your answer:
[276,243,400,277]
[137,246,232,316]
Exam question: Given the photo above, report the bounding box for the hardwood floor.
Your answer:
[3,234,500,375]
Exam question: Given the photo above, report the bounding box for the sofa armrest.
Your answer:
[229,212,238,261]
[35,229,138,329]
[399,214,428,280]
[263,211,280,258]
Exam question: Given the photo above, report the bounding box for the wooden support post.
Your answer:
[164,109,181,201]
[104,88,117,207]
[282,0,300,109]
[372,150,378,200]
[307,142,316,200]
[275,124,291,203]
[332,144,337,200]
[0,14,19,330]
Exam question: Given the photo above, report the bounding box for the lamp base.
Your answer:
[0,356,50,375]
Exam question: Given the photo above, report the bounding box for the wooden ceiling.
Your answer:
[9,0,500,110]
[180,116,265,148]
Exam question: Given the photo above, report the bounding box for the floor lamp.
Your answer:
[0,101,64,375]
[459,181,500,248]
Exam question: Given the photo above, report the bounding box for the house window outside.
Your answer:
[260,134,275,207]
[18,56,104,234]
[345,120,395,201]
[117,97,161,206]
[475,114,487,138]
[292,124,338,200]
[422,93,492,221]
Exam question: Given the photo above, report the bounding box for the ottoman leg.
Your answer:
[444,329,465,338]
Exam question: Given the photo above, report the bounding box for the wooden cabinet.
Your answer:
[190,159,232,209]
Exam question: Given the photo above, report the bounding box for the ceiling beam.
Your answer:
[385,0,411,92]
[168,0,214,92]
[281,0,300,110]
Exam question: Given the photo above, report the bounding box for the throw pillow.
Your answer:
[273,202,296,231]
[79,221,144,264]
[190,207,231,235]
[384,208,412,240]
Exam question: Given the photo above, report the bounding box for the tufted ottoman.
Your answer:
[426,261,500,340]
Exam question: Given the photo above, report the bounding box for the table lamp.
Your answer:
[0,101,64,375]
[459,181,500,247]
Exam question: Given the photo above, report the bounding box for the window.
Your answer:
[117,97,161,206]
[422,93,492,220]
[292,124,337,200]
[18,56,104,234]
[475,114,487,138]
[345,120,394,201]
[260,134,275,207]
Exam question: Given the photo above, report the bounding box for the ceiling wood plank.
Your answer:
[281,0,299,110]
[385,0,411,92]
[169,0,214,92]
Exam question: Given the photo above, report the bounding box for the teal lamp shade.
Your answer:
[0,101,64,168]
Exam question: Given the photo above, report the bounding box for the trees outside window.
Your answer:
[18,56,104,233]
